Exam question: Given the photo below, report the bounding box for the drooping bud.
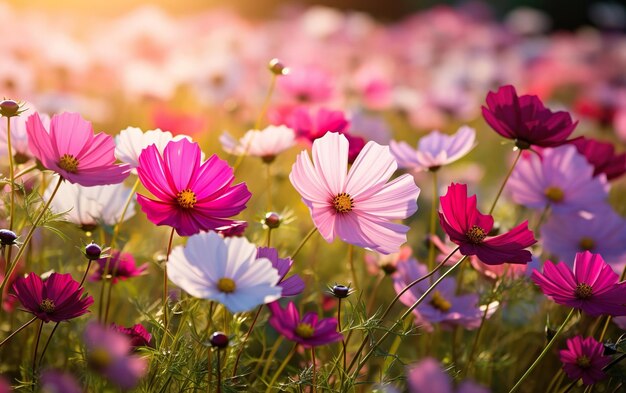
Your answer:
[209,331,229,349]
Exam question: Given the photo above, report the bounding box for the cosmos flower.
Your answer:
[267,301,343,347]
[168,231,281,313]
[289,132,420,254]
[220,125,296,163]
[90,251,148,284]
[277,65,334,104]
[0,103,45,164]
[256,247,305,297]
[439,183,536,264]
[111,323,153,349]
[83,322,148,390]
[45,180,136,230]
[481,85,577,148]
[531,251,626,316]
[407,357,489,393]
[559,336,610,385]
[390,126,476,171]
[570,137,626,181]
[507,146,608,213]
[215,221,248,238]
[115,126,191,171]
[26,112,130,186]
[136,138,251,236]
[364,245,413,276]
[40,370,82,393]
[12,272,93,323]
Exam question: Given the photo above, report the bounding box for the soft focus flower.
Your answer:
[0,104,45,164]
[277,65,334,104]
[364,245,413,276]
[12,272,93,323]
[40,370,82,393]
[439,183,536,264]
[115,126,190,171]
[570,137,626,181]
[482,85,577,148]
[26,112,130,186]
[256,247,305,297]
[559,336,610,385]
[289,132,420,254]
[84,322,147,390]
[215,221,248,237]
[90,251,148,284]
[150,104,207,136]
[45,181,136,229]
[168,231,281,313]
[112,323,153,349]
[220,125,296,162]
[407,357,489,393]
[267,301,343,347]
[136,138,251,236]
[390,126,476,171]
[531,251,626,316]
[507,146,608,213]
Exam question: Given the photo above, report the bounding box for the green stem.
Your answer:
[31,320,43,377]
[508,308,576,393]
[232,305,264,377]
[162,228,176,334]
[260,336,284,379]
[290,227,318,260]
[265,344,297,393]
[311,347,317,393]
[463,279,499,376]
[488,149,523,215]
[0,316,37,347]
[347,244,358,288]
[266,162,272,212]
[427,170,438,271]
[6,116,15,231]
[37,322,60,366]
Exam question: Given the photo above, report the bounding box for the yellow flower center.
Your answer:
[576,355,591,369]
[465,225,487,244]
[575,283,593,299]
[58,154,79,173]
[217,278,236,293]
[332,193,353,213]
[295,323,315,338]
[579,237,595,251]
[89,347,112,369]
[176,188,197,209]
[544,186,565,203]
[429,290,452,312]
[39,298,56,313]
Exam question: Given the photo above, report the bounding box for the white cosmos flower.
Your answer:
[220,125,296,161]
[115,127,191,171]
[168,231,281,313]
[45,179,136,228]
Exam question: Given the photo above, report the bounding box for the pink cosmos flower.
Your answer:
[390,126,476,172]
[289,132,420,255]
[559,336,610,385]
[570,137,626,181]
[26,112,130,186]
[150,104,207,136]
[439,183,536,264]
[90,251,148,284]
[12,272,93,323]
[256,247,305,297]
[407,358,489,393]
[115,126,191,171]
[112,323,153,349]
[220,125,296,162]
[215,221,248,238]
[277,65,334,104]
[531,251,626,316]
[364,246,413,276]
[0,103,45,164]
[507,146,608,213]
[136,138,251,236]
[267,301,343,348]
[482,85,577,148]
[40,370,82,393]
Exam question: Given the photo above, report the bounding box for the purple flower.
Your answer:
[267,301,343,348]
[90,251,148,284]
[407,357,489,393]
[560,336,610,385]
[256,247,305,297]
[40,370,82,393]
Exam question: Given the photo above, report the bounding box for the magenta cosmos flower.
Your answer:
[559,336,610,385]
[12,272,93,323]
[26,112,130,186]
[531,251,626,316]
[570,137,626,181]
[256,247,305,297]
[439,183,536,264]
[482,85,577,148]
[90,251,148,284]
[267,301,343,348]
[112,323,153,349]
[289,132,420,255]
[407,358,489,393]
[136,138,251,236]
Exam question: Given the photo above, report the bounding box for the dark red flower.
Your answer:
[112,323,153,349]
[570,137,626,181]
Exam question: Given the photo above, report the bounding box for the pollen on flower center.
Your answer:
[429,291,452,312]
[176,189,197,209]
[332,193,354,213]
[58,154,79,173]
[579,237,595,251]
[217,277,236,293]
[40,298,56,313]
[465,225,487,244]
[295,323,315,338]
[575,283,593,299]
[544,186,565,203]
[576,355,591,369]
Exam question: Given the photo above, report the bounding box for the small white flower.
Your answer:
[168,232,281,313]
[115,127,191,171]
[220,125,296,161]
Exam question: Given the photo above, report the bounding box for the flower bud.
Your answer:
[210,331,229,349]
[264,212,281,229]
[0,100,20,117]
[0,229,18,246]
[268,58,289,76]
[85,242,102,260]
[331,284,353,299]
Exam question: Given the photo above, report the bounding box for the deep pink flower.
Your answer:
[531,251,626,316]
[482,85,577,148]
[407,357,489,393]
[439,183,536,264]
[215,221,248,237]
[151,104,207,136]
[90,251,148,284]
[267,301,343,348]
[560,336,610,385]
[257,247,305,297]
[277,65,334,104]
[12,272,93,323]
[26,112,130,186]
[289,132,420,255]
[112,323,153,349]
[136,138,251,236]
[570,137,626,181]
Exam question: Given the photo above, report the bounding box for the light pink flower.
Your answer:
[289,132,420,254]
[220,125,296,162]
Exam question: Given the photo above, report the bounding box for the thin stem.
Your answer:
[291,227,318,260]
[311,347,316,393]
[261,336,284,379]
[266,162,272,212]
[463,279,499,376]
[265,344,297,393]
[79,259,93,287]
[508,308,576,393]
[162,228,176,333]
[0,316,37,347]
[427,170,438,271]
[6,116,15,231]
[347,244,358,289]
[0,176,63,306]
[216,349,222,393]
[488,149,523,215]
[14,164,38,180]
[32,320,44,376]
[266,228,272,248]
[38,322,60,366]
[338,297,346,390]
[232,305,264,377]
[534,203,551,233]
